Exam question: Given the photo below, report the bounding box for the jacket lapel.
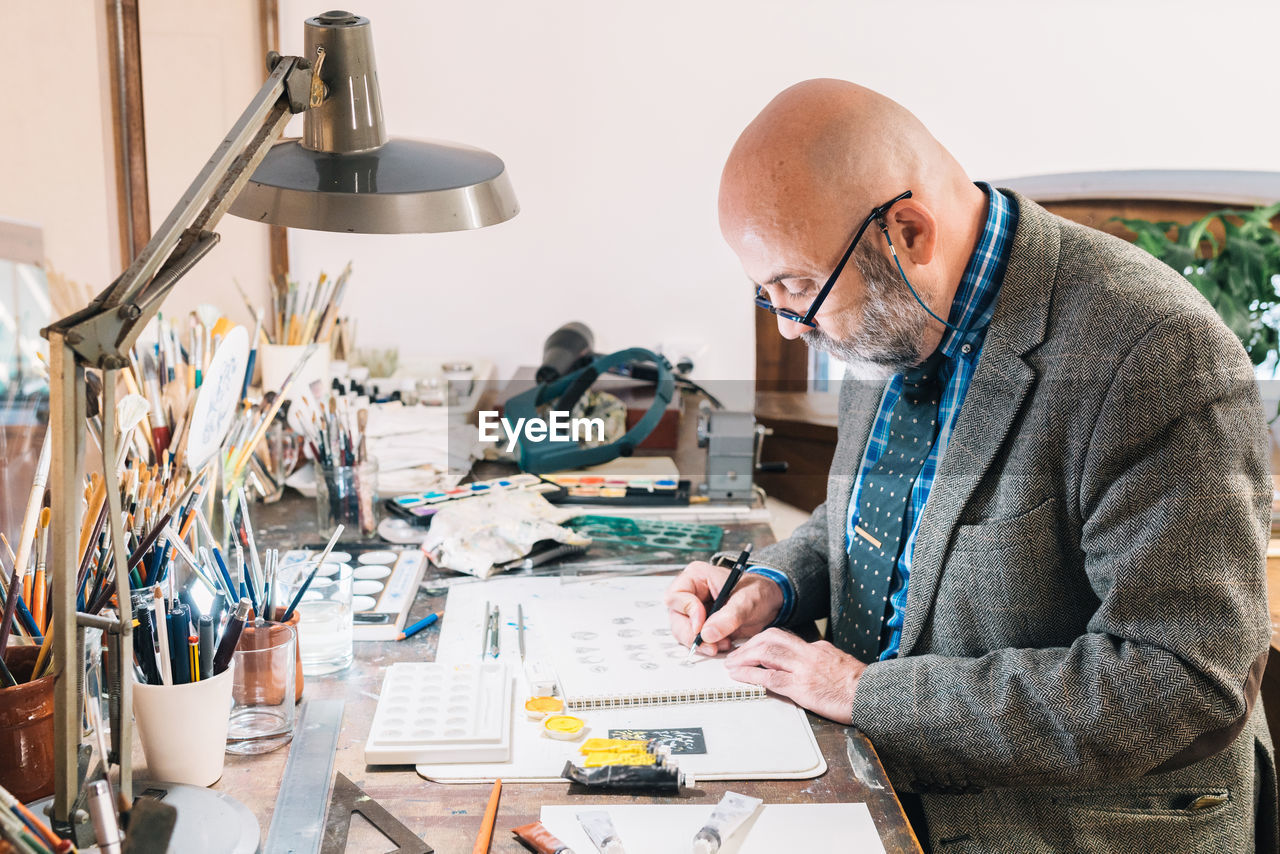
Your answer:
[897,192,1058,656]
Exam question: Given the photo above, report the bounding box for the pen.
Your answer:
[686,543,752,663]
[488,605,501,659]
[212,597,252,676]
[198,615,215,676]
[517,604,526,663]
[397,612,439,640]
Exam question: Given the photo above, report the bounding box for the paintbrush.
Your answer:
[113,394,151,475]
[140,352,171,456]
[0,564,23,658]
[235,487,265,598]
[32,508,50,633]
[279,525,344,622]
[9,431,50,612]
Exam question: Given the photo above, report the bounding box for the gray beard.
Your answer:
[802,243,925,380]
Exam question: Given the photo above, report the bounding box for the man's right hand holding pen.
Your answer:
[663,554,784,657]
[665,550,870,725]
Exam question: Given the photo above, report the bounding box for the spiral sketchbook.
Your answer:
[524,589,765,710]
[424,575,824,782]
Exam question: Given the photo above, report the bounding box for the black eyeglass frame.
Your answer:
[754,189,913,329]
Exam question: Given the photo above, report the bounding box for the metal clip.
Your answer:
[309,46,327,108]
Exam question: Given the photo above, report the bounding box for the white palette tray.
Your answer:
[365,661,513,765]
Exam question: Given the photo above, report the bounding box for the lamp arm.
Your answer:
[42,51,313,832]
[45,53,313,369]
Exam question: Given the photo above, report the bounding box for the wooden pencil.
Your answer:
[472,779,501,854]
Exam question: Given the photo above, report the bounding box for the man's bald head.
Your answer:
[720,79,959,251]
[720,79,987,373]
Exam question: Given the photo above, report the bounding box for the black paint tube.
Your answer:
[560,760,688,794]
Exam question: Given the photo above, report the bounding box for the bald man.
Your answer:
[666,80,1276,852]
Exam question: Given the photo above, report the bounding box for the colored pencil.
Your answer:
[473,779,501,854]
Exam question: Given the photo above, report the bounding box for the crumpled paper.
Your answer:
[422,490,590,578]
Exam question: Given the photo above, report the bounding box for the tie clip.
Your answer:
[854,525,883,549]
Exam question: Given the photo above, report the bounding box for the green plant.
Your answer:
[1115,202,1280,367]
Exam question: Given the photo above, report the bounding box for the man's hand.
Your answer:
[664,561,783,654]
[724,628,867,724]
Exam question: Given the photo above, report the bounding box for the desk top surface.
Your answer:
[137,495,920,853]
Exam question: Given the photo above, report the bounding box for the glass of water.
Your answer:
[296,562,354,675]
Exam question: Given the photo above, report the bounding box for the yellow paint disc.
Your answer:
[544,715,586,740]
[524,696,565,720]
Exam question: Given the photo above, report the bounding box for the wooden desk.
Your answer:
[162,495,921,853]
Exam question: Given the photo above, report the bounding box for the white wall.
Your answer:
[140,0,272,329]
[2,1,120,291]
[8,2,1280,381]
[277,0,1280,383]
[0,1,269,332]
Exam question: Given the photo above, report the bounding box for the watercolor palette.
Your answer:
[365,661,513,765]
[541,474,691,507]
[564,515,723,553]
[385,473,557,521]
[280,546,427,640]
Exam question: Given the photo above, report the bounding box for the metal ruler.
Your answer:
[263,699,345,854]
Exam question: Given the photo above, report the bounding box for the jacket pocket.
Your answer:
[1058,788,1238,853]
[948,495,1060,555]
[931,497,1081,652]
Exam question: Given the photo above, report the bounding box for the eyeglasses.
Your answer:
[754,190,913,329]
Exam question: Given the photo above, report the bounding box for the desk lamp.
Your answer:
[41,10,515,847]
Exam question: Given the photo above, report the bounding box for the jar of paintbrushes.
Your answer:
[315,458,379,539]
[311,391,378,539]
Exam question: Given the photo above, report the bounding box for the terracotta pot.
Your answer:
[236,612,304,703]
[0,645,55,802]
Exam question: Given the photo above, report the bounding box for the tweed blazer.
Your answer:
[753,193,1277,853]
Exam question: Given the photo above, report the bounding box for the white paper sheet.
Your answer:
[539,803,886,854]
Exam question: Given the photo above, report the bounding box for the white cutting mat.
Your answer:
[418,576,824,783]
[540,803,886,854]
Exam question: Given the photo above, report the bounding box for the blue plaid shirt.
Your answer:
[750,183,1017,659]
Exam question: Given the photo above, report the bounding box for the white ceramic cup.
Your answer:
[259,343,330,402]
[132,663,235,787]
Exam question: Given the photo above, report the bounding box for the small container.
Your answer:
[239,611,304,702]
[524,696,564,721]
[133,663,236,787]
[227,624,296,755]
[315,459,380,540]
[442,361,474,407]
[544,714,587,741]
[259,343,331,402]
[0,646,55,802]
[296,563,354,675]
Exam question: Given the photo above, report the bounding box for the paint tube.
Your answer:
[691,791,763,853]
[511,820,576,854]
[576,810,626,854]
[560,760,689,794]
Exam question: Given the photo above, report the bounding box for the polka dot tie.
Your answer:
[834,350,946,662]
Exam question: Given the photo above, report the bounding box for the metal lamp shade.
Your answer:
[230,137,518,233]
[229,10,517,234]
